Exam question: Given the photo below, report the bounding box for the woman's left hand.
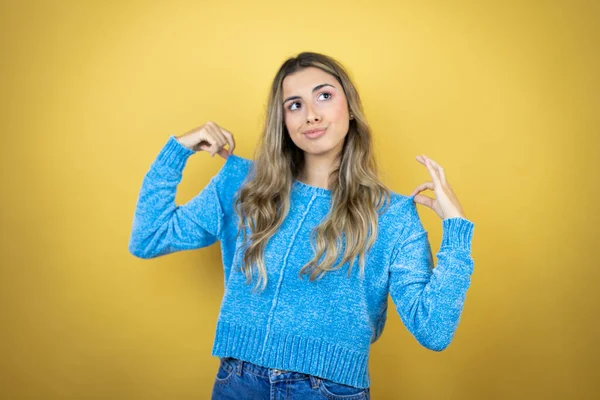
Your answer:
[409,154,468,220]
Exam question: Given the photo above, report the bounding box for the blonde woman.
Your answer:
[129,52,474,399]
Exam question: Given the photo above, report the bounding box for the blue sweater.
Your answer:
[129,135,475,389]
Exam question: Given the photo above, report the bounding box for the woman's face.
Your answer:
[282,67,351,158]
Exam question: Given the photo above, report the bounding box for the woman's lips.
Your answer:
[304,128,327,139]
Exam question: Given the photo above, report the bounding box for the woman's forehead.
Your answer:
[282,67,337,95]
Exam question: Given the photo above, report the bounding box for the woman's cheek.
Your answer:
[327,97,345,119]
[283,111,295,126]
[291,114,306,131]
[284,115,301,137]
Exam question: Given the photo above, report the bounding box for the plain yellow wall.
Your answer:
[1,0,598,398]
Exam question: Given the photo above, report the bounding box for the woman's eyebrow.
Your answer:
[283,83,335,104]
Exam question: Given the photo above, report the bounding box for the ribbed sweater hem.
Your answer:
[211,320,371,389]
[441,217,474,252]
[153,135,195,171]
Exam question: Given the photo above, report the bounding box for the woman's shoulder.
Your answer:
[213,153,254,185]
[384,190,417,215]
[222,153,253,170]
[210,154,254,214]
[378,190,424,237]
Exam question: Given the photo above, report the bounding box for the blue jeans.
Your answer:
[211,357,371,399]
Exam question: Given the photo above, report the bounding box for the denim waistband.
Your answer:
[221,357,315,380]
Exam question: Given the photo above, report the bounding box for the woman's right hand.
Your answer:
[176,121,236,159]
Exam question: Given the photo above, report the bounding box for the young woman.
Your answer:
[129,52,475,399]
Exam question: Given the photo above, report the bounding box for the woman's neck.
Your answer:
[297,152,340,189]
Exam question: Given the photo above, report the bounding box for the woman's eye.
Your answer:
[319,92,332,100]
[288,92,332,111]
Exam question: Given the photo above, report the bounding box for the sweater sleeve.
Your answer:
[128,135,232,259]
[388,198,475,351]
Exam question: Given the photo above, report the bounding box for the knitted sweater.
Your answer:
[128,135,475,389]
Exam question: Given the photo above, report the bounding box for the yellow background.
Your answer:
[1,0,598,398]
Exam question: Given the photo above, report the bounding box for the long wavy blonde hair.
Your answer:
[234,52,391,293]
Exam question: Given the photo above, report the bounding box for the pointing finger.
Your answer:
[220,128,236,155]
[217,147,230,159]
[424,155,446,185]
[414,193,435,209]
[410,181,434,197]
[422,154,442,187]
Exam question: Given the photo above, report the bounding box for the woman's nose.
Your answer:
[304,103,321,123]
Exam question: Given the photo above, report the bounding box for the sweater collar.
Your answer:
[292,178,331,198]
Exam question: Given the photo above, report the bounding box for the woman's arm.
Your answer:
[389,202,475,351]
[128,135,226,259]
